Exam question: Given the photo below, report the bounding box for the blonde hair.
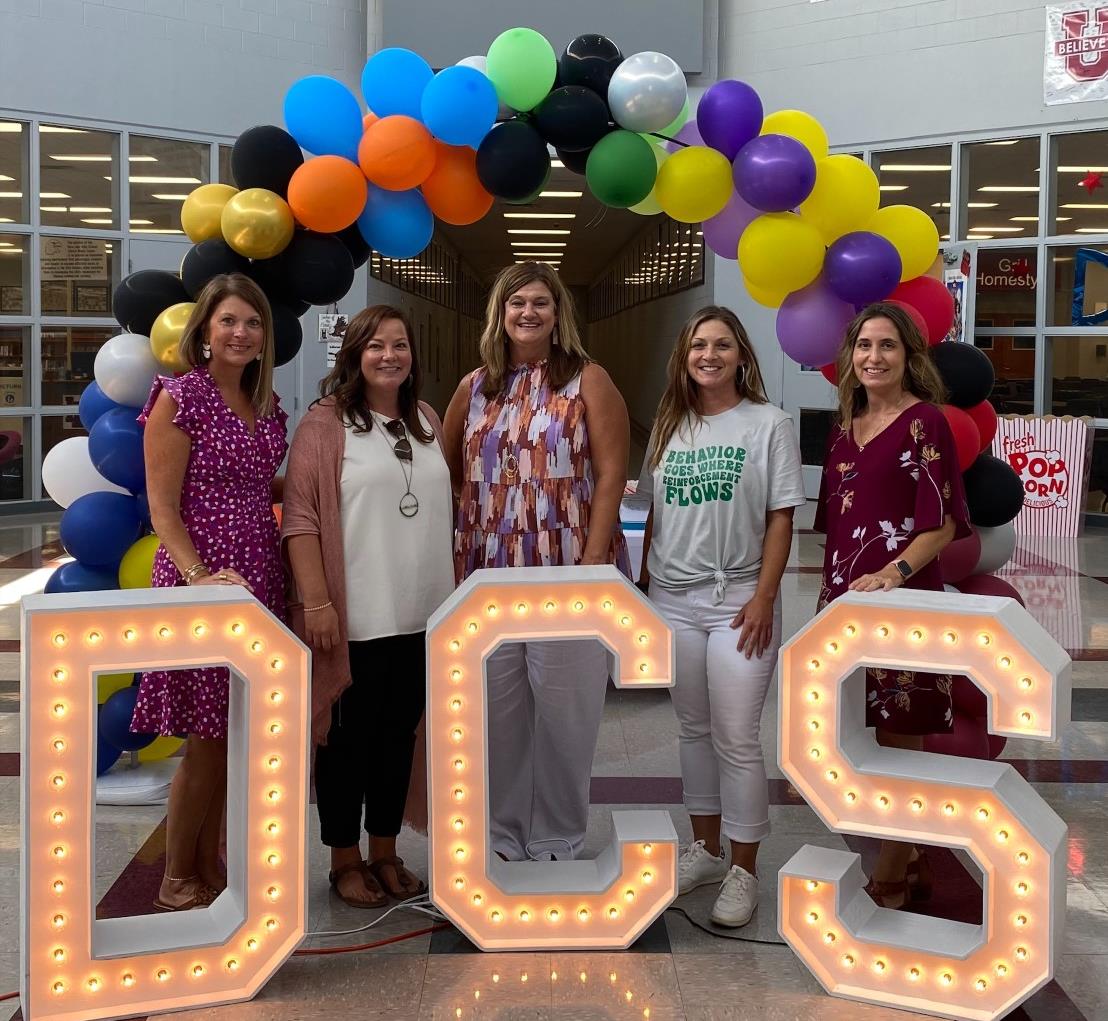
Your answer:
[833,301,947,432]
[648,306,768,471]
[179,272,275,416]
[478,262,590,396]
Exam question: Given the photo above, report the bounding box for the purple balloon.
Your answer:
[775,276,857,366]
[824,231,902,306]
[663,119,702,154]
[702,192,760,259]
[696,79,763,161]
[733,134,816,213]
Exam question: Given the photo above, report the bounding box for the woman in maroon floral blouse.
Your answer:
[815,301,970,909]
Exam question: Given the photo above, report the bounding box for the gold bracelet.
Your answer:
[183,563,210,584]
[303,600,333,613]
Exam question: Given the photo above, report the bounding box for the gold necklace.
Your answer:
[855,398,911,450]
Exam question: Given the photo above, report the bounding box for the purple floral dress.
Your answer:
[815,403,970,735]
[130,367,288,740]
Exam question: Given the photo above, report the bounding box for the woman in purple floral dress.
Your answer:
[130,273,287,911]
[816,302,969,909]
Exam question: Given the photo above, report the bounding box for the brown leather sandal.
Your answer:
[367,855,427,900]
[328,860,388,909]
[864,877,910,909]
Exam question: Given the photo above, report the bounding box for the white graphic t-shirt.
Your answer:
[639,401,805,599]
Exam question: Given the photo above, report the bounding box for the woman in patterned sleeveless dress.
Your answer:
[131,273,288,911]
[443,262,631,862]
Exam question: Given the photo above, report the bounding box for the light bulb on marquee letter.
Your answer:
[777,590,1070,1021]
[426,566,678,951]
[20,588,310,1021]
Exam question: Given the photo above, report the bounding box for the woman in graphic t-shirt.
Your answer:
[638,305,804,929]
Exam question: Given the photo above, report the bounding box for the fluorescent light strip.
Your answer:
[985,139,1020,146]
[1010,217,1038,222]
[1058,165,1108,173]
[68,206,111,213]
[1074,227,1108,233]
[539,191,582,198]
[878,185,907,191]
[506,229,571,235]
[932,202,997,208]
[151,193,189,200]
[103,176,201,184]
[131,228,184,234]
[978,186,1039,192]
[50,155,157,162]
[80,218,112,224]
[878,164,951,171]
[503,213,576,219]
[1061,203,1108,209]
[966,226,1024,232]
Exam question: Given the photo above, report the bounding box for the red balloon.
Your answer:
[889,276,955,346]
[965,399,998,453]
[940,404,981,471]
[886,299,929,343]
[939,528,981,585]
[954,572,1024,604]
[819,362,838,385]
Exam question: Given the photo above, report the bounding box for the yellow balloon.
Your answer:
[629,144,670,216]
[221,188,295,259]
[868,204,940,281]
[761,110,829,162]
[97,671,135,704]
[738,212,825,293]
[150,301,195,373]
[119,533,161,589]
[799,154,880,243]
[137,734,185,762]
[744,278,790,308]
[654,145,733,223]
[180,183,238,243]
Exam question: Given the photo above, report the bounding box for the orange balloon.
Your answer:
[287,156,368,233]
[420,143,493,226]
[357,115,437,191]
[363,111,378,132]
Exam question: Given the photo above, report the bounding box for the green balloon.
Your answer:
[586,131,658,209]
[661,97,690,138]
[486,27,557,112]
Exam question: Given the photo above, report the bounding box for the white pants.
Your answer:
[485,639,608,860]
[650,579,781,844]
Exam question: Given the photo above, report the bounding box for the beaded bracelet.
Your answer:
[303,600,333,613]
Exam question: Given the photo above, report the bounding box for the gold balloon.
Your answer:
[221,188,295,259]
[180,183,238,243]
[150,301,195,373]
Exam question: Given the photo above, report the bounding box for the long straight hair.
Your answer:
[648,305,768,471]
[834,301,947,432]
[478,262,590,396]
[179,273,275,416]
[317,304,433,442]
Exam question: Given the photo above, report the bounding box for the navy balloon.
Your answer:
[283,75,363,163]
[78,382,123,432]
[421,66,498,148]
[60,491,143,568]
[44,561,119,595]
[362,47,434,120]
[97,728,122,776]
[89,407,145,494]
[356,185,433,259]
[135,490,152,532]
[99,687,157,752]
[824,231,903,306]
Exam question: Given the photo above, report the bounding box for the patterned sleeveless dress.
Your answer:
[454,360,630,579]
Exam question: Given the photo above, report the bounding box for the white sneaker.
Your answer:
[677,839,727,895]
[710,865,758,928]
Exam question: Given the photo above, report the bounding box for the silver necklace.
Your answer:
[372,413,419,517]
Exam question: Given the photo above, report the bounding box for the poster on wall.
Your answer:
[318,313,347,369]
[992,415,1095,535]
[1045,3,1108,105]
[941,245,975,343]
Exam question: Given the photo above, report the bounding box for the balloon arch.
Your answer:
[42,27,1026,768]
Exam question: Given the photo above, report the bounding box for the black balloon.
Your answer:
[962,454,1025,528]
[476,121,551,201]
[112,270,190,336]
[335,221,371,269]
[555,145,592,175]
[559,34,624,97]
[243,258,311,315]
[180,240,249,299]
[270,232,355,306]
[930,341,995,408]
[272,304,304,367]
[533,86,611,152]
[231,125,304,196]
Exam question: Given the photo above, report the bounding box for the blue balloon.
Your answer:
[45,561,119,595]
[356,185,433,260]
[60,491,143,569]
[135,490,152,532]
[97,728,122,776]
[99,687,157,753]
[283,75,363,163]
[88,406,146,494]
[362,47,433,120]
[78,382,127,432]
[421,66,498,148]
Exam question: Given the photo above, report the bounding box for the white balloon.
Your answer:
[457,54,514,121]
[42,436,128,508]
[607,51,687,133]
[974,521,1017,575]
[94,333,160,408]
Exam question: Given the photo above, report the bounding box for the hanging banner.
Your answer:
[1045,4,1108,105]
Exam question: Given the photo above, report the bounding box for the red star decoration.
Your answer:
[1080,171,1104,194]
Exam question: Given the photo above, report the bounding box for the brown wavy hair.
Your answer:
[478,262,590,396]
[179,272,275,416]
[833,301,947,431]
[317,305,433,442]
[648,306,768,471]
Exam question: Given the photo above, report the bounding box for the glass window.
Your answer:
[0,232,29,314]
[1090,429,1108,514]
[962,137,1039,241]
[0,120,28,226]
[1047,336,1108,418]
[874,144,952,239]
[1049,242,1108,326]
[219,144,233,185]
[1051,129,1108,235]
[40,414,85,500]
[0,415,32,501]
[41,326,116,406]
[0,326,30,408]
[799,408,835,465]
[39,125,119,230]
[39,236,117,318]
[129,135,209,234]
[974,335,1035,416]
[975,247,1037,327]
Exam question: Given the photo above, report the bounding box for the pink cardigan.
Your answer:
[280,396,446,832]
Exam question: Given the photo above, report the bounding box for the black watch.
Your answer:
[893,559,913,580]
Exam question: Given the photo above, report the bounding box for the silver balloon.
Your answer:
[607,51,687,133]
[974,521,1017,575]
[456,54,514,121]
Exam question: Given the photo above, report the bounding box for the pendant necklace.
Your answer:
[373,413,419,517]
